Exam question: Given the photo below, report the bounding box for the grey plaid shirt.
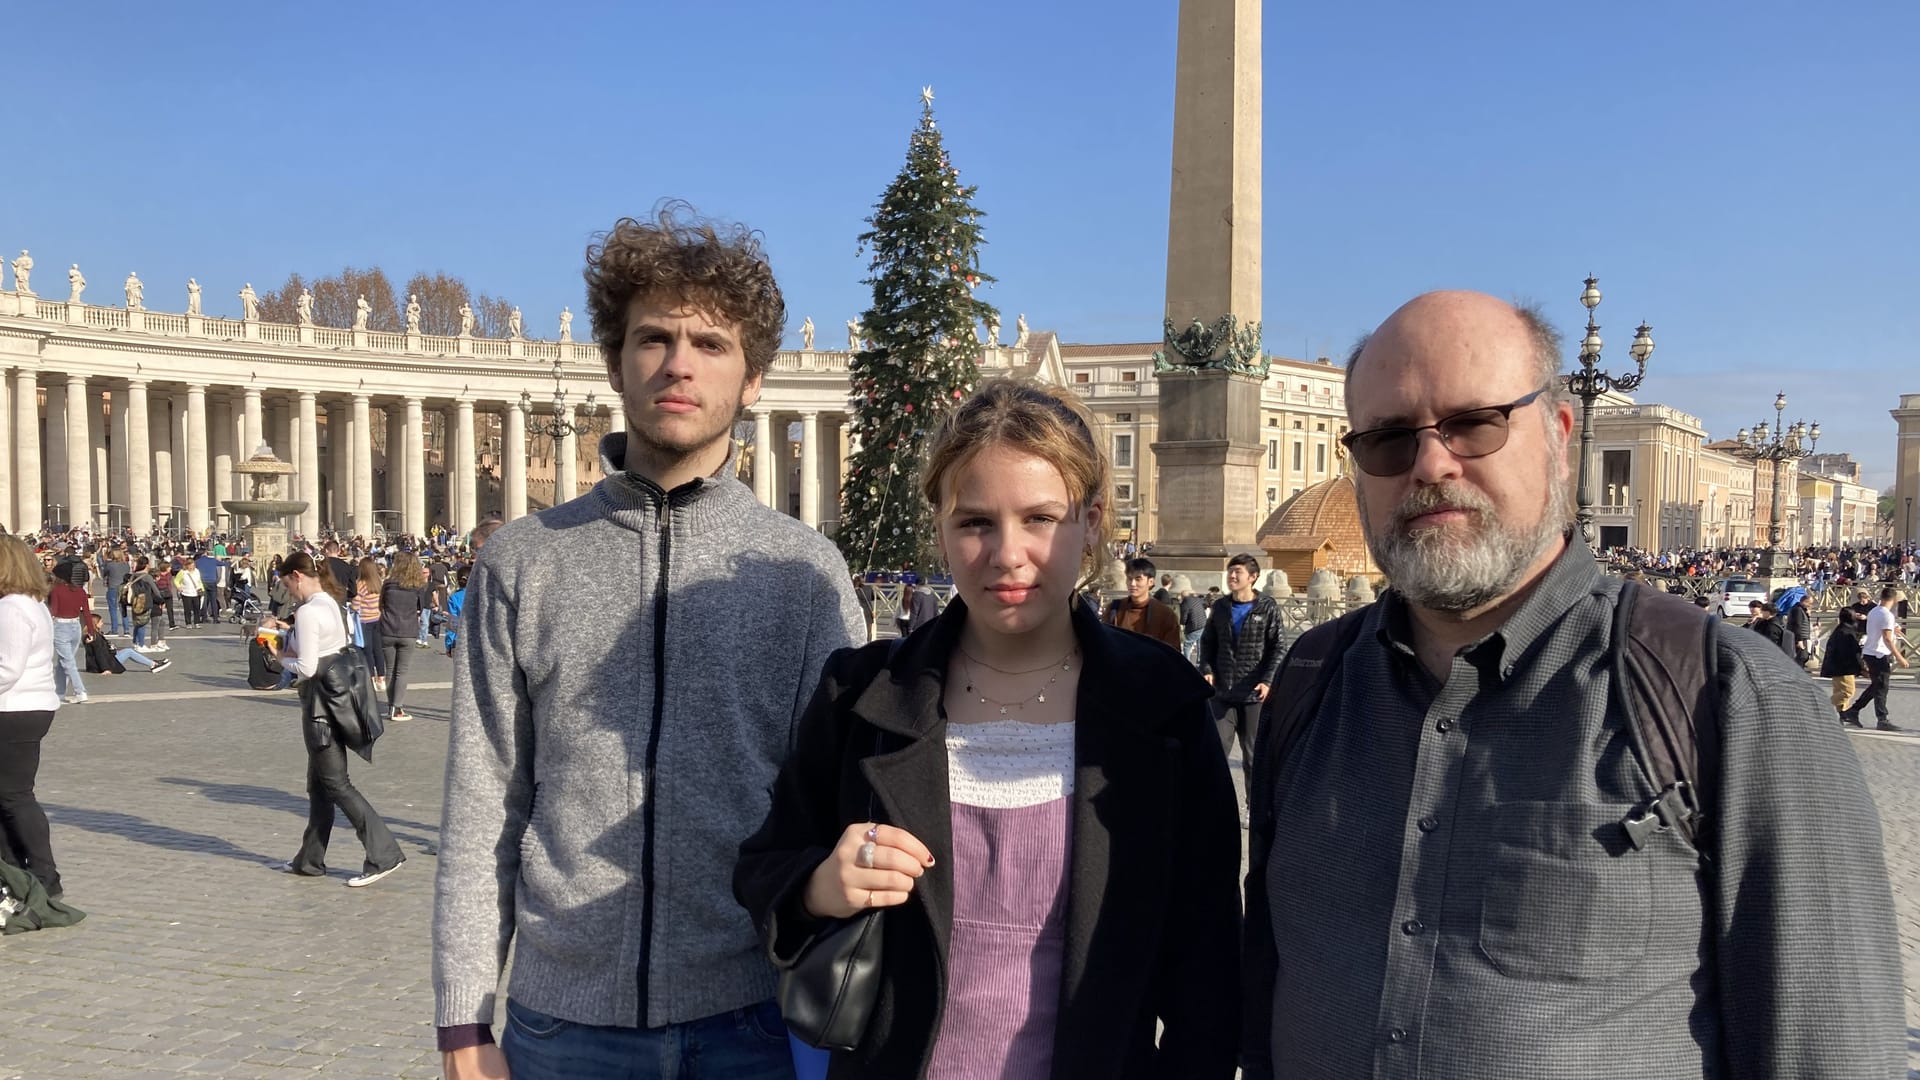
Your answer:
[1259,541,1904,1079]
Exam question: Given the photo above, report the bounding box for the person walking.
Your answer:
[1840,587,1909,732]
[155,557,178,630]
[0,535,68,900]
[173,556,204,629]
[377,551,430,722]
[1177,574,1208,665]
[45,561,90,705]
[100,545,131,637]
[1821,599,1867,720]
[1198,552,1283,818]
[350,557,387,694]
[736,380,1239,1078]
[265,551,404,887]
[127,557,166,652]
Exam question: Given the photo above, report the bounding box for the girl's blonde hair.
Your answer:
[389,551,428,590]
[0,536,49,601]
[919,379,1113,586]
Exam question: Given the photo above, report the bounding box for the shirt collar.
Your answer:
[1377,533,1603,680]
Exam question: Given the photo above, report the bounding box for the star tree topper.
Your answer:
[920,85,935,107]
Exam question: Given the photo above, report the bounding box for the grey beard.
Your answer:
[1362,482,1569,613]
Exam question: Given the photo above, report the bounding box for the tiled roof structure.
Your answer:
[1256,473,1378,577]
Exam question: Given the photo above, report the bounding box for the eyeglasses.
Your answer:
[1339,389,1547,477]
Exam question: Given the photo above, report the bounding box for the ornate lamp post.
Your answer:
[1563,275,1655,547]
[520,357,595,441]
[1735,391,1818,579]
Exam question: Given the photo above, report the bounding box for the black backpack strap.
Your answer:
[1614,580,1722,853]
[1241,604,1370,1077]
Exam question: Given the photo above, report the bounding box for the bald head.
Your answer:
[1345,291,1563,425]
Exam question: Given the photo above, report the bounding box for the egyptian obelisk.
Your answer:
[1149,0,1266,573]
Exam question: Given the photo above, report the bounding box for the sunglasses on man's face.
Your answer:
[1340,389,1547,477]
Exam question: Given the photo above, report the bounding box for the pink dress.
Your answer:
[926,720,1075,1080]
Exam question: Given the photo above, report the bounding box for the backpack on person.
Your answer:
[129,580,152,621]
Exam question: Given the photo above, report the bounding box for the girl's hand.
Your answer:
[802,822,935,918]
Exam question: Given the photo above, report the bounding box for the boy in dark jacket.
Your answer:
[1821,613,1868,721]
[1199,553,1284,821]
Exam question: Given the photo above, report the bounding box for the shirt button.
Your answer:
[1436,717,1454,733]
[1388,1028,1408,1043]
[1418,815,1440,833]
[1402,919,1424,936]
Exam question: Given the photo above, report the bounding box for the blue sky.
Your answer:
[5,0,1915,488]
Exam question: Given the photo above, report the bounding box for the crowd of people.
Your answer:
[1605,540,1920,587]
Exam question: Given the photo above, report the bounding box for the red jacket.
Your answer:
[47,581,91,620]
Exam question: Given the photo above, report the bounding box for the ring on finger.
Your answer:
[857,841,876,869]
[865,889,875,907]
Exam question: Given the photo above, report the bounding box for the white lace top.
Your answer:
[944,720,1076,809]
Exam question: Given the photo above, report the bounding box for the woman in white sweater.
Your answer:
[264,551,404,887]
[0,535,67,899]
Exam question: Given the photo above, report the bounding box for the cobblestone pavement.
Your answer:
[4,625,1920,1077]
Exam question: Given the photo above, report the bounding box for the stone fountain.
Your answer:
[222,443,307,558]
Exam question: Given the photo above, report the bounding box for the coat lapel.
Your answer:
[1052,604,1183,1077]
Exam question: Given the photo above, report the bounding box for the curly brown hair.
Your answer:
[584,201,786,380]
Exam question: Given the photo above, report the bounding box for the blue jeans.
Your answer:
[106,590,126,634]
[51,620,85,699]
[116,648,156,671]
[501,998,794,1080]
[1182,629,1203,665]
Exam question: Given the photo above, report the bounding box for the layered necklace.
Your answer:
[957,646,1078,716]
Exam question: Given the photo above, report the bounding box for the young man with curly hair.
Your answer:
[433,204,863,1080]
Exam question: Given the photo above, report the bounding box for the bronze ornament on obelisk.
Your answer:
[1149,0,1268,572]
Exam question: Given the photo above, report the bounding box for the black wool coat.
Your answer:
[734,597,1241,1080]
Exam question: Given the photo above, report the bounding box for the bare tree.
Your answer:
[473,294,517,338]
[404,272,473,337]
[257,267,401,329]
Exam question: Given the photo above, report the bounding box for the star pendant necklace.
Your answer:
[959,646,1077,716]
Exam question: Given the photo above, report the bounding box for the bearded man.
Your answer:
[1239,291,1902,1079]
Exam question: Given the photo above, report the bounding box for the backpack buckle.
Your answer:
[1621,781,1701,851]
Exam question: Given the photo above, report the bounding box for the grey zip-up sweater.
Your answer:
[432,432,863,1031]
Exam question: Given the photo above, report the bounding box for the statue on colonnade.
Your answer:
[508,306,523,339]
[458,301,475,337]
[296,288,314,326]
[10,250,31,294]
[186,278,202,315]
[239,282,259,320]
[558,306,573,342]
[124,271,143,310]
[800,316,814,350]
[67,264,86,304]
[405,293,422,333]
[354,294,371,330]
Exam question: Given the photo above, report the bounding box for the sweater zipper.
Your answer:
[636,493,674,1025]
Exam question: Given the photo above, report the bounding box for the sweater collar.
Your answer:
[592,430,755,532]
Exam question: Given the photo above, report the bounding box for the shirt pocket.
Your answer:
[1476,800,1651,982]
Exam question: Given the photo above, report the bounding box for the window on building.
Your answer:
[1267,417,1278,427]
[1299,384,1308,392]
[1116,483,1132,501]
[1121,370,1137,382]
[1316,422,1326,432]
[1073,372,1089,383]
[1115,412,1132,422]
[1316,444,1327,473]
[1114,434,1133,468]
[1266,487,1278,504]
[1292,442,1303,470]
[1291,487,1302,499]
[1292,419,1303,429]
[1268,441,1278,470]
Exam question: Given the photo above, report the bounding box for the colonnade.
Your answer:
[0,366,629,539]
[750,406,848,531]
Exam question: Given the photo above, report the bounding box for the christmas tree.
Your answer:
[838,87,998,574]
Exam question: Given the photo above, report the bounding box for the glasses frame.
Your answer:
[1340,388,1548,477]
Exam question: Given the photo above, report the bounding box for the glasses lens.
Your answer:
[1350,430,1417,476]
[1436,409,1511,459]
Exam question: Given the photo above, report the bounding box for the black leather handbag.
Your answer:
[779,729,888,1051]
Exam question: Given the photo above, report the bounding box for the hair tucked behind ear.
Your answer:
[919,379,1113,589]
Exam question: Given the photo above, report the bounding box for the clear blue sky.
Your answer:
[6,0,1915,489]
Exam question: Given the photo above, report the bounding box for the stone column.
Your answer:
[11,371,40,533]
[601,402,624,477]
[64,374,91,532]
[752,408,774,507]
[91,389,109,530]
[555,419,578,509]
[799,411,821,529]
[184,385,210,532]
[351,394,373,536]
[271,402,291,462]
[453,398,477,534]
[210,395,234,532]
[328,401,349,529]
[404,398,426,536]
[297,391,320,539]
[126,381,152,534]
[503,402,527,521]
[242,387,263,460]
[0,374,10,534]
[44,381,67,526]
[170,391,188,533]
[385,407,406,525]
[282,400,301,516]
[1893,395,1920,543]
[149,397,173,530]
[108,387,129,531]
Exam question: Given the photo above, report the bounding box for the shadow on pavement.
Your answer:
[157,776,442,835]
[44,803,272,864]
